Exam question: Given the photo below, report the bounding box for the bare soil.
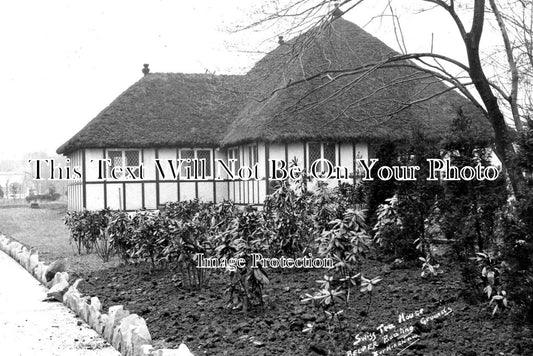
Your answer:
[78,256,533,356]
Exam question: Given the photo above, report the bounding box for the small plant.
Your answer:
[359,275,382,323]
[490,290,509,316]
[373,195,402,247]
[302,273,381,338]
[419,254,443,278]
[303,208,377,337]
[471,251,510,316]
[318,208,370,299]
[302,275,346,331]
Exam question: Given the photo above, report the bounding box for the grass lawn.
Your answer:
[0,202,118,274]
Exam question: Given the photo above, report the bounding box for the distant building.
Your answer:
[0,171,35,199]
[57,18,490,211]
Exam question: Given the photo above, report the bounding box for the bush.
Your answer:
[439,113,507,258]
[498,121,533,323]
[214,206,271,312]
[62,184,375,313]
[263,181,312,257]
[64,209,109,255]
[25,192,61,203]
[371,131,443,261]
[129,210,174,268]
[364,141,398,226]
[108,211,134,263]
[26,185,61,203]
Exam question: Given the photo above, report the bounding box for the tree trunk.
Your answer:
[464,0,524,197]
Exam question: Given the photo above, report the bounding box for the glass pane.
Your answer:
[197,150,211,177]
[125,150,139,166]
[253,145,258,165]
[308,143,321,168]
[180,149,195,177]
[229,148,239,172]
[108,151,122,168]
[124,150,140,178]
[235,149,240,172]
[180,149,195,159]
[324,143,336,166]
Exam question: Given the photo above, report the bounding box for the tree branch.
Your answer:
[423,0,467,38]
[490,0,523,130]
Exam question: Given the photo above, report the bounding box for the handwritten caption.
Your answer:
[346,306,453,356]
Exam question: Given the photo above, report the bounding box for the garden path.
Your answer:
[0,250,119,356]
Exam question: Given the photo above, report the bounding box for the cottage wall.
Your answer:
[66,141,370,211]
[66,150,84,211]
[260,141,370,193]
[67,147,234,211]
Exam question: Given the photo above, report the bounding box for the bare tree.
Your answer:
[243,0,533,196]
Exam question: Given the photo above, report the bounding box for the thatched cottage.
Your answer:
[57,17,487,211]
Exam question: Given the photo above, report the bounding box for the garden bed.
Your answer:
[78,255,533,356]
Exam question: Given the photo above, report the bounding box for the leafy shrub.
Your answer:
[302,207,378,335]
[366,133,443,261]
[335,182,366,209]
[263,181,312,257]
[163,199,207,220]
[318,208,370,290]
[129,211,174,268]
[64,209,108,255]
[215,206,270,312]
[108,211,134,263]
[171,208,214,289]
[497,121,533,323]
[91,209,114,262]
[364,141,398,225]
[373,194,429,261]
[309,182,346,234]
[26,191,61,203]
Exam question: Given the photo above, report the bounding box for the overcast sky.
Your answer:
[0,1,497,162]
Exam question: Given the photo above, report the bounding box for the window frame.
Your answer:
[178,148,213,179]
[306,142,337,171]
[106,149,141,179]
[227,147,240,173]
[246,144,259,167]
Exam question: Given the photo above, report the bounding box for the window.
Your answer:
[323,143,335,165]
[228,148,240,173]
[179,148,212,178]
[107,149,140,179]
[247,144,258,167]
[108,151,123,168]
[197,149,212,177]
[307,142,337,172]
[179,149,194,177]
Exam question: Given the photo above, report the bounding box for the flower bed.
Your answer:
[78,255,533,356]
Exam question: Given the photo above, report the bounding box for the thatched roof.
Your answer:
[57,73,244,154]
[57,17,489,155]
[222,18,488,145]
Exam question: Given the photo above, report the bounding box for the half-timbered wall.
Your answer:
[66,149,84,211]
[66,141,370,211]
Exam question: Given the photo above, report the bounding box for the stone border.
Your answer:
[0,234,194,356]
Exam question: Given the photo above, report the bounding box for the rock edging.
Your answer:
[0,234,194,356]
